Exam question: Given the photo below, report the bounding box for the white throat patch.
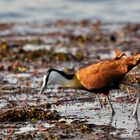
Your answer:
[48,71,68,86]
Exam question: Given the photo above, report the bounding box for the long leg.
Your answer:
[96,94,103,108]
[133,95,139,117]
[106,95,115,115]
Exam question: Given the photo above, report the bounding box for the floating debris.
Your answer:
[0,103,60,122]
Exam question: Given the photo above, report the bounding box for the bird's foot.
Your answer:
[99,102,103,109]
[108,114,115,126]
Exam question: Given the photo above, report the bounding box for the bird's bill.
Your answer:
[39,75,47,94]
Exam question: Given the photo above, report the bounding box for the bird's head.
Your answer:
[39,69,57,95]
[39,69,78,94]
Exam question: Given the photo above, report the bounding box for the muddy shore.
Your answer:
[0,20,140,139]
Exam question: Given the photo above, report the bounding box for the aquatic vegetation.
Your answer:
[0,20,140,139]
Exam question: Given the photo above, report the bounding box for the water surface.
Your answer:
[0,0,140,22]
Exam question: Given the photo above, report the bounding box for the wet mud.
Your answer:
[0,20,140,139]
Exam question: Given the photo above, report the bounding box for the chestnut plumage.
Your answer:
[39,49,140,116]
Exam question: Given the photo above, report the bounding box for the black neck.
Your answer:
[48,68,75,80]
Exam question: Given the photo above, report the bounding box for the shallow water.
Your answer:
[0,85,140,138]
[0,20,140,139]
[0,0,140,22]
[0,70,140,138]
[54,95,140,138]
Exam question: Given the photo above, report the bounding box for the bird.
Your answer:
[39,49,140,116]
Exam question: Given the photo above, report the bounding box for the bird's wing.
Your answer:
[76,60,128,90]
[113,48,126,60]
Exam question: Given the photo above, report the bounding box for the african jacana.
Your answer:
[39,49,140,116]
